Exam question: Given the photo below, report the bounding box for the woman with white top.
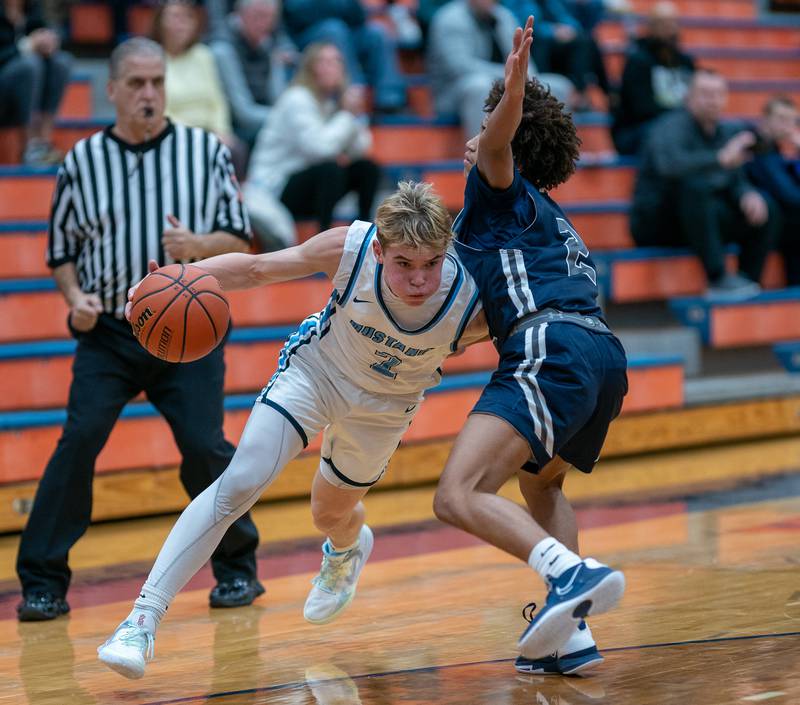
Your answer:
[247,42,381,232]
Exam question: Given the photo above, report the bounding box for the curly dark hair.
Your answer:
[484,78,581,191]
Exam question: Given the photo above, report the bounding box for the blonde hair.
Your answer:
[375,181,453,251]
[292,42,349,104]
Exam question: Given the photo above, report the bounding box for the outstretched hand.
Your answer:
[505,16,533,97]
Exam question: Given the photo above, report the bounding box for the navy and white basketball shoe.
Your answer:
[518,559,625,660]
[514,619,603,675]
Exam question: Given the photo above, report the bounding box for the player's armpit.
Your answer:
[296,226,349,279]
[457,309,490,349]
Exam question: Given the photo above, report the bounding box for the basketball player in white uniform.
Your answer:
[97,181,486,679]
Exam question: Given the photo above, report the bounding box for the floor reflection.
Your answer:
[225,635,800,705]
[17,618,98,705]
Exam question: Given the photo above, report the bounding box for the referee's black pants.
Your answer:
[16,315,260,599]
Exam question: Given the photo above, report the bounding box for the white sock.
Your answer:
[328,537,359,554]
[528,537,582,581]
[126,582,172,635]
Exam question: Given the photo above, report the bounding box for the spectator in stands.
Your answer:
[15,37,263,622]
[153,1,239,154]
[247,42,380,236]
[746,95,800,285]
[630,69,779,300]
[211,0,296,147]
[427,0,573,138]
[282,0,407,113]
[612,1,694,155]
[0,0,72,165]
[503,0,609,110]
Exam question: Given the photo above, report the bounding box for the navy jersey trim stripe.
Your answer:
[373,253,465,335]
[337,224,376,306]
[513,323,555,456]
[322,456,380,488]
[259,398,309,447]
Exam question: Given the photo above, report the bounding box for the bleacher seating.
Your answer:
[1,0,799,531]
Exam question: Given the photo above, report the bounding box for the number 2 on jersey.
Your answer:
[557,217,597,285]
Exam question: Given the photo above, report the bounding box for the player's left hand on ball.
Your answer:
[125,260,159,321]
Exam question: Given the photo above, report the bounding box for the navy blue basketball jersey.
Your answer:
[453,167,602,345]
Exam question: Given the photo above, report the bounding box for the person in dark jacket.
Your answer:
[630,69,779,299]
[612,1,694,155]
[0,0,71,164]
[746,95,800,285]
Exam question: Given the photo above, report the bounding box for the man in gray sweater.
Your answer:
[630,69,778,299]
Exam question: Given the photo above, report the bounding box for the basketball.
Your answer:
[129,263,230,363]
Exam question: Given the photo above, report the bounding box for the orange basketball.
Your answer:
[129,263,230,363]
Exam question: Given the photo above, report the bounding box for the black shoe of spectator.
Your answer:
[209,579,265,608]
[17,593,70,621]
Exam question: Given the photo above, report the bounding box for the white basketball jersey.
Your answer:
[276,221,481,396]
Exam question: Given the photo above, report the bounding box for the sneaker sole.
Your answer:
[303,526,374,626]
[518,571,625,659]
[559,652,605,675]
[513,653,604,677]
[304,589,358,625]
[514,661,560,675]
[98,650,145,680]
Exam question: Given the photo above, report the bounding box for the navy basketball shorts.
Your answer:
[472,321,628,474]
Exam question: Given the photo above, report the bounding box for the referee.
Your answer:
[16,37,264,621]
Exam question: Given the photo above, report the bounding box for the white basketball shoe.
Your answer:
[304,524,374,625]
[97,620,155,679]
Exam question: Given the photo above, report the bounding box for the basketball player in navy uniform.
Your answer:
[97,181,486,679]
[433,18,629,674]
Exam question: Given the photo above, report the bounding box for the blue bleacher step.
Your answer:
[685,371,800,405]
[669,287,800,344]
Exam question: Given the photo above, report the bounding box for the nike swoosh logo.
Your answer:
[352,296,371,304]
[554,566,582,597]
[405,404,416,413]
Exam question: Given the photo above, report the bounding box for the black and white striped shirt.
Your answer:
[47,120,251,318]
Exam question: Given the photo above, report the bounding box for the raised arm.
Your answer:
[477,16,534,190]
